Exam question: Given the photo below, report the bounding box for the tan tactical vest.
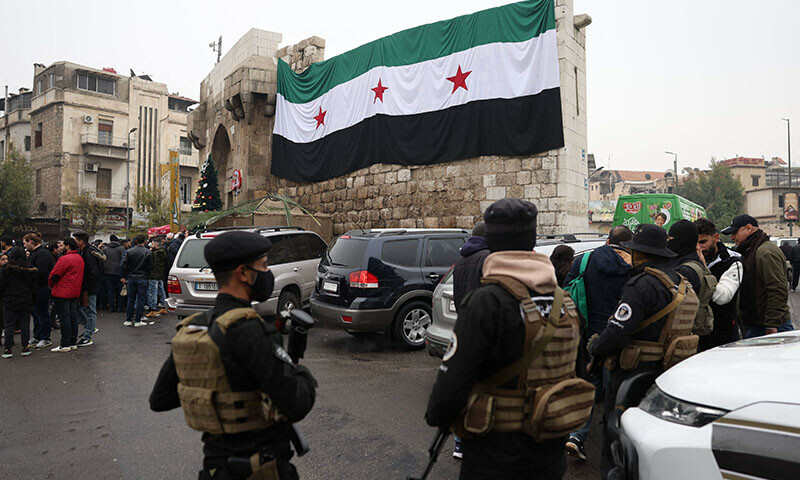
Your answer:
[454,276,595,441]
[172,307,285,435]
[681,260,717,336]
[616,267,700,371]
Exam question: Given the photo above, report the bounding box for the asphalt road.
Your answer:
[0,309,601,480]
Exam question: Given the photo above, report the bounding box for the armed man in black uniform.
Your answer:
[150,231,317,480]
[588,224,699,476]
[426,198,593,480]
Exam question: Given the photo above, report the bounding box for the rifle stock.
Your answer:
[406,427,450,480]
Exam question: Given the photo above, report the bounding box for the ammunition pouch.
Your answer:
[529,378,595,440]
[663,334,699,370]
[460,392,496,436]
[247,454,279,480]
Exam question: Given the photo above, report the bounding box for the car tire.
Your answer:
[393,300,432,351]
[278,290,300,319]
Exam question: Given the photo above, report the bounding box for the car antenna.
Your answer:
[355,221,367,234]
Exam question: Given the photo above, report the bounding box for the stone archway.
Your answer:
[210,125,231,209]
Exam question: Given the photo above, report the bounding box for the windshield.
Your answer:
[175,239,211,268]
[326,237,368,267]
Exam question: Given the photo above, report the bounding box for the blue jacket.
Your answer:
[564,244,631,335]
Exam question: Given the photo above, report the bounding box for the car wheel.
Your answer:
[393,300,432,350]
[278,290,300,319]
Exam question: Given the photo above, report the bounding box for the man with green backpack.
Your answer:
[563,226,633,461]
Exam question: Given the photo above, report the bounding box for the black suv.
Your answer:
[310,228,469,349]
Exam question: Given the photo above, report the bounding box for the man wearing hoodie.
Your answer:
[23,232,55,349]
[427,198,585,479]
[102,234,125,312]
[73,231,107,347]
[0,247,38,358]
[563,226,632,461]
[667,220,717,339]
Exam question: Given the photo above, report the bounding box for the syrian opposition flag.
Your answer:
[272,0,563,183]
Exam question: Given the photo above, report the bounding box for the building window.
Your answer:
[180,176,192,205]
[36,79,42,95]
[179,137,192,155]
[0,141,4,160]
[77,73,116,95]
[752,175,760,187]
[98,119,113,145]
[35,123,43,148]
[779,195,785,208]
[36,169,42,195]
[49,72,55,89]
[96,168,112,199]
[24,135,31,151]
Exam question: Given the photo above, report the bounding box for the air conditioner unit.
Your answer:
[83,115,94,124]
[85,163,99,173]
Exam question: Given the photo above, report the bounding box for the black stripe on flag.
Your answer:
[271,88,564,183]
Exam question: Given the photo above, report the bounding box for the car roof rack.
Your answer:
[340,228,470,238]
[194,225,304,238]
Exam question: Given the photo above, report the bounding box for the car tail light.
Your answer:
[167,275,182,294]
[341,316,352,323]
[349,271,379,288]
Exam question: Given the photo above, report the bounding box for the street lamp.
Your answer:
[587,166,604,222]
[665,151,678,191]
[782,118,792,235]
[126,127,137,231]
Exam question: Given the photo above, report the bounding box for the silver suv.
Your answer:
[166,226,327,319]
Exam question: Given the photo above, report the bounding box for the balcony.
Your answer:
[80,133,133,160]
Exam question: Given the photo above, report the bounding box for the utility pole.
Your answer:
[210,36,223,64]
[126,127,138,231]
[782,118,792,236]
[665,151,678,191]
[3,85,8,161]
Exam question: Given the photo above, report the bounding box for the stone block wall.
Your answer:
[29,103,65,217]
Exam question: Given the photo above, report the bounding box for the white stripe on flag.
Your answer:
[274,29,559,144]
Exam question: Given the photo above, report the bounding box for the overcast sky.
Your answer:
[2,0,797,172]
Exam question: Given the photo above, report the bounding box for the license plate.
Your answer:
[195,282,218,291]
[322,281,338,293]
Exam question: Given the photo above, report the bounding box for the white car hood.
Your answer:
[657,331,800,411]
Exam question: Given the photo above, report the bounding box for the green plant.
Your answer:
[193,155,223,212]
[135,184,170,227]
[67,191,110,237]
[0,145,33,234]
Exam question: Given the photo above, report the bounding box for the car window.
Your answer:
[175,239,210,268]
[425,237,464,267]
[300,234,327,261]
[326,237,368,267]
[268,234,303,265]
[381,239,420,266]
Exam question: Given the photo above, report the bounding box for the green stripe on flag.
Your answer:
[278,0,556,104]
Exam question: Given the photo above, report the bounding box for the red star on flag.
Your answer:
[446,65,472,94]
[372,78,389,103]
[314,106,327,129]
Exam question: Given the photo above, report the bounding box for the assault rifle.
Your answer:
[285,308,315,457]
[407,427,450,480]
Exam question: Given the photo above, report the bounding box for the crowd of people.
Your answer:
[0,230,186,358]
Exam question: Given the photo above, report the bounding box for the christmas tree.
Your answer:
[192,154,223,212]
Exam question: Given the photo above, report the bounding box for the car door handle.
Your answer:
[293,267,300,272]
[427,273,440,280]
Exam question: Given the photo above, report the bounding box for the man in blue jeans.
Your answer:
[120,234,152,328]
[102,235,125,312]
[73,231,107,346]
[24,232,55,349]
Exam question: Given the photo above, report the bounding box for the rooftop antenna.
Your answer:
[209,36,222,64]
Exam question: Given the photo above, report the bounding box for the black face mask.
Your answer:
[245,266,274,302]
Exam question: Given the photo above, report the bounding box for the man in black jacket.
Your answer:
[791,240,800,291]
[24,232,55,348]
[1,247,38,358]
[426,198,573,480]
[73,231,106,346]
[121,234,152,328]
[102,235,125,312]
[150,231,317,479]
[452,222,489,313]
[145,237,168,320]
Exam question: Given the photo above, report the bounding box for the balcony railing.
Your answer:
[80,133,133,149]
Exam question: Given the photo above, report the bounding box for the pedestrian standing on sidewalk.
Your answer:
[0,247,38,358]
[145,237,168,322]
[73,231,106,347]
[791,239,800,291]
[1,235,14,253]
[121,234,152,328]
[101,234,125,312]
[49,238,84,352]
[24,232,55,349]
[0,252,7,338]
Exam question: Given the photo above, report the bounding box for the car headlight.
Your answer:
[638,385,728,427]
[447,299,456,313]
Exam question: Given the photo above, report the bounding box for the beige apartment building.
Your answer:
[0,88,34,161]
[28,61,199,237]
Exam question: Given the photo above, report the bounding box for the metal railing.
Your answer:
[80,133,133,149]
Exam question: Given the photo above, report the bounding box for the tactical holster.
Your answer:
[454,276,594,441]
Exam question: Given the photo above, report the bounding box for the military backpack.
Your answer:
[681,260,717,336]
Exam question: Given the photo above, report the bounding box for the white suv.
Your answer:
[166,226,327,319]
[612,331,800,480]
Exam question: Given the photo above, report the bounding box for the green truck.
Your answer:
[613,194,707,231]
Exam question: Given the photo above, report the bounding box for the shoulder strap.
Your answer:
[579,251,591,276]
[481,275,530,302]
[634,276,686,334]
[214,307,261,334]
[481,288,565,391]
[643,266,675,290]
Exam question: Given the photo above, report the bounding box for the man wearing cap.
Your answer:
[149,231,316,480]
[721,214,792,337]
[426,198,587,479]
[588,224,694,476]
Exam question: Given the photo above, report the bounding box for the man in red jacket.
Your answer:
[48,238,85,352]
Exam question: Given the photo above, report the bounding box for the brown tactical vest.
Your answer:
[455,276,595,442]
[616,267,700,371]
[172,307,285,435]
